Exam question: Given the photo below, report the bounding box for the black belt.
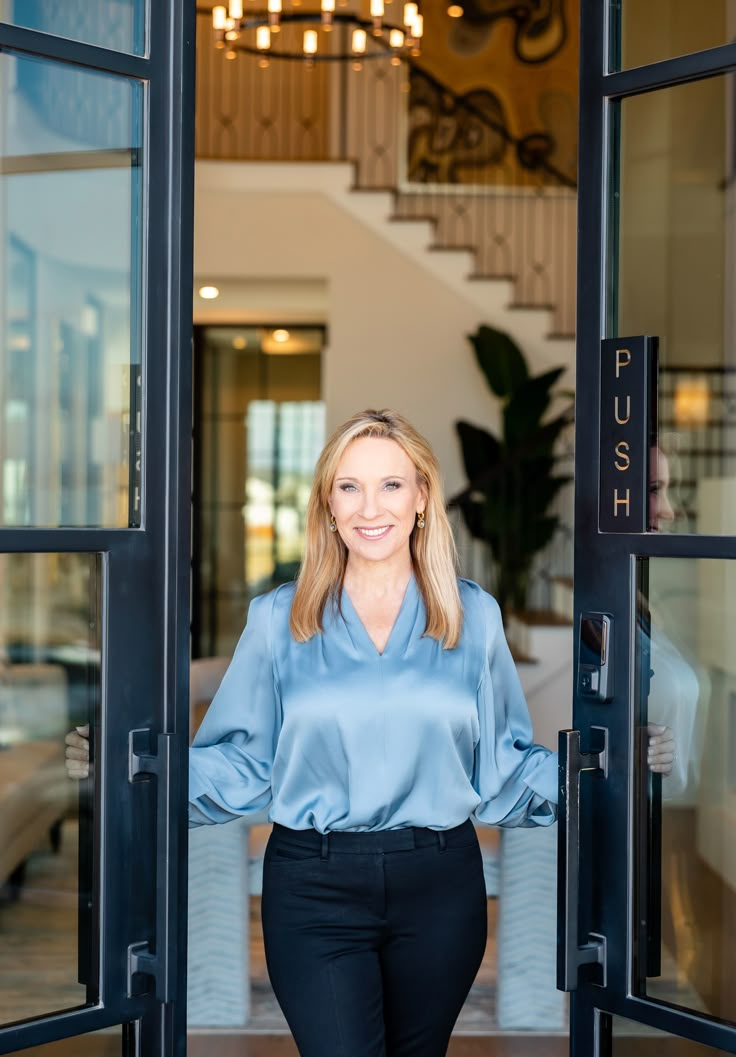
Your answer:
[271,818,474,855]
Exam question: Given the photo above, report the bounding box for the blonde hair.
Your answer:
[290,409,463,648]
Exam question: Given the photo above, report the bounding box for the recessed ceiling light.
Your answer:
[232,335,248,350]
[198,285,220,300]
[447,4,463,15]
[272,328,290,343]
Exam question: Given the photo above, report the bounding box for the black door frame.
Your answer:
[569,3,736,1053]
[0,4,195,1055]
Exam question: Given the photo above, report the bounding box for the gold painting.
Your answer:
[407,0,578,187]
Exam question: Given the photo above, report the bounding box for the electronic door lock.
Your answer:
[578,612,613,702]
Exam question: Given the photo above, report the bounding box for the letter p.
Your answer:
[615,348,632,378]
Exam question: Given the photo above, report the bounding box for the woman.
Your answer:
[67,409,674,1056]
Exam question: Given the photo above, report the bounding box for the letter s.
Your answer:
[615,440,630,471]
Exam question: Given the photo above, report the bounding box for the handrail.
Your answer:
[195,5,576,190]
[401,62,576,189]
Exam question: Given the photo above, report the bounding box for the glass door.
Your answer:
[564,2,736,1053]
[0,4,194,1055]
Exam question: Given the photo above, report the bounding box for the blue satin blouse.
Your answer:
[188,575,558,832]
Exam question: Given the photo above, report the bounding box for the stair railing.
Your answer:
[194,9,577,337]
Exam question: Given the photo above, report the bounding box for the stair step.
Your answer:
[509,643,538,666]
[549,576,574,624]
[467,272,516,283]
[506,610,573,670]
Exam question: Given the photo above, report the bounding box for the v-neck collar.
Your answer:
[340,573,418,658]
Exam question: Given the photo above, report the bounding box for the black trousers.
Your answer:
[261,819,488,1057]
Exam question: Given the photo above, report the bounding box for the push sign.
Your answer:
[599,336,658,533]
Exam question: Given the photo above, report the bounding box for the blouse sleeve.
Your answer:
[472,590,558,828]
[188,591,281,828]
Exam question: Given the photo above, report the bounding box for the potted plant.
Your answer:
[449,324,574,621]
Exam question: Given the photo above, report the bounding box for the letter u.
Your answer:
[614,395,631,425]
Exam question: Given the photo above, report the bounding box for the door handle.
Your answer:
[557,727,608,991]
[128,729,183,1002]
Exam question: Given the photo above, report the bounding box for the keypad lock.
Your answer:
[578,613,613,702]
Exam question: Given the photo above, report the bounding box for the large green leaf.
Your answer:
[518,515,560,557]
[468,325,528,399]
[521,475,571,514]
[512,407,574,460]
[454,495,487,542]
[503,367,565,446]
[455,420,502,485]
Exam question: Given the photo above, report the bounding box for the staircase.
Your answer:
[198,157,575,379]
[194,12,577,345]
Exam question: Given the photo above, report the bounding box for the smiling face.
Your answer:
[328,436,427,569]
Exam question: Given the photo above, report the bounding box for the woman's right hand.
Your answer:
[65,724,90,779]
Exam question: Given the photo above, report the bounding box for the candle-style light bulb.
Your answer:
[370,0,384,33]
[212,5,227,29]
[229,0,244,18]
[352,27,367,52]
[389,26,404,62]
[303,28,318,53]
[412,12,423,35]
[321,0,335,28]
[403,2,417,27]
[267,0,281,28]
[256,25,271,49]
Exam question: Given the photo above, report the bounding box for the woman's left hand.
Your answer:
[647,723,675,776]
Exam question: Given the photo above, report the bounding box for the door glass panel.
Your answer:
[612,74,736,534]
[0,552,100,1025]
[1,52,143,527]
[609,2,732,72]
[611,1012,733,1054]
[635,557,735,1024]
[20,1026,128,1057]
[0,1,145,56]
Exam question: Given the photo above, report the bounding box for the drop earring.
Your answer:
[329,514,337,532]
[417,511,425,528]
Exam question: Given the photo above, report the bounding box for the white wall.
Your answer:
[193,163,571,498]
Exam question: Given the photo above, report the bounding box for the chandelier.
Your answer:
[211,0,423,67]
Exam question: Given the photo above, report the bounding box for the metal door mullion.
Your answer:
[596,992,736,1053]
[596,534,736,560]
[0,23,151,78]
[603,43,736,99]
[0,1004,149,1056]
[0,529,149,553]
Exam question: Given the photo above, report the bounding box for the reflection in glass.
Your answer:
[635,557,736,1024]
[194,326,324,657]
[613,74,736,534]
[610,1011,733,1054]
[0,553,100,1025]
[1,52,143,527]
[0,0,145,56]
[610,1,731,72]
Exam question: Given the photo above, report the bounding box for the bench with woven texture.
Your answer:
[0,664,71,893]
[0,740,70,889]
